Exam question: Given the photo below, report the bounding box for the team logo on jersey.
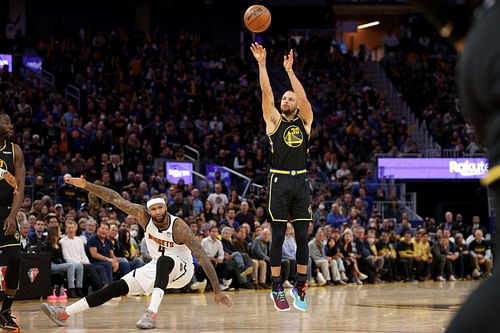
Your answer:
[283,125,303,148]
[27,268,39,283]
[0,159,6,169]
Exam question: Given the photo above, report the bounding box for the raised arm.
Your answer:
[173,219,233,308]
[283,49,313,134]
[3,144,25,235]
[65,176,149,228]
[250,42,280,134]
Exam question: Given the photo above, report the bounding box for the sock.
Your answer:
[147,288,165,314]
[296,273,307,288]
[271,276,282,290]
[1,295,14,312]
[66,298,90,316]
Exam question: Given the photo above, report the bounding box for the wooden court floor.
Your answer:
[14,280,478,333]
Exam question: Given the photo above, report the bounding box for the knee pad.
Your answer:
[154,256,175,292]
[86,279,129,308]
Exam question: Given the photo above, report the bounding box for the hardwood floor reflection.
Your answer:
[18,280,478,333]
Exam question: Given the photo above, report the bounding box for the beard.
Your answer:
[280,106,296,117]
[153,213,167,224]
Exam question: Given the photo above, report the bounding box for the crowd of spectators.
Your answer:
[382,14,486,155]
[0,21,492,296]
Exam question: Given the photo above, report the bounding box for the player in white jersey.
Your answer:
[41,176,232,329]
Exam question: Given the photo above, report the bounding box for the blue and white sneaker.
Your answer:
[290,285,308,312]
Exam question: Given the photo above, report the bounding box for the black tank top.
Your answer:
[0,141,15,210]
[268,115,309,170]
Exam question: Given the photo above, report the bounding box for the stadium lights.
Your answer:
[357,21,380,30]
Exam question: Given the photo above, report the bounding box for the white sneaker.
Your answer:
[472,268,481,278]
[282,280,294,288]
[190,279,207,293]
[355,278,363,285]
[340,271,348,282]
[317,272,327,286]
[307,279,317,287]
[359,273,368,280]
[448,275,457,282]
[223,278,232,287]
[219,284,229,291]
[436,276,446,282]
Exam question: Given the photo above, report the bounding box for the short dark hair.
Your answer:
[98,222,110,229]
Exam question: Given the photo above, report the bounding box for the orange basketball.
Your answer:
[244,5,271,33]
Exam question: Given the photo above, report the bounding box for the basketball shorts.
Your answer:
[267,172,312,222]
[122,255,194,295]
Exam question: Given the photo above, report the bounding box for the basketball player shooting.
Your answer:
[41,176,233,330]
[250,42,313,312]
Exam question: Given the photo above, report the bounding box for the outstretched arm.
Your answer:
[250,42,280,134]
[65,176,149,228]
[283,49,313,133]
[173,219,233,308]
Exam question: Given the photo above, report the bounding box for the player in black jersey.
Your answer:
[0,112,25,333]
[409,2,500,332]
[250,42,313,312]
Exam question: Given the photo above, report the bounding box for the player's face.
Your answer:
[148,203,167,224]
[0,114,14,140]
[280,91,297,116]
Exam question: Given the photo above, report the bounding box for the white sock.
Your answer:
[66,298,90,316]
[147,288,165,314]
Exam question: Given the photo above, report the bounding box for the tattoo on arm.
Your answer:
[174,220,222,293]
[85,182,148,227]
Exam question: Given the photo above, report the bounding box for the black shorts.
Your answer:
[267,172,312,222]
[0,216,20,249]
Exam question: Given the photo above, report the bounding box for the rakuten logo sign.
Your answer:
[378,158,489,180]
[449,160,488,177]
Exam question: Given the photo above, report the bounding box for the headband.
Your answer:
[146,198,166,209]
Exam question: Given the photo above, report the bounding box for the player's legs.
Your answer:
[1,245,21,332]
[289,176,311,311]
[42,261,151,328]
[269,221,290,311]
[267,174,292,310]
[289,220,310,311]
[41,279,130,327]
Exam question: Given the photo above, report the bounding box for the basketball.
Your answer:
[244,5,271,33]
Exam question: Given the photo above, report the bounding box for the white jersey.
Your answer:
[144,213,192,264]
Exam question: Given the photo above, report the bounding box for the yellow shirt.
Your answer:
[412,239,431,261]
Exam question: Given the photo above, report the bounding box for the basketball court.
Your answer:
[21,281,477,332]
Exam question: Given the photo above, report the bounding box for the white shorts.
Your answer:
[122,256,194,296]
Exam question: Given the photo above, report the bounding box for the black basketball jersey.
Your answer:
[0,141,15,209]
[268,115,309,170]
